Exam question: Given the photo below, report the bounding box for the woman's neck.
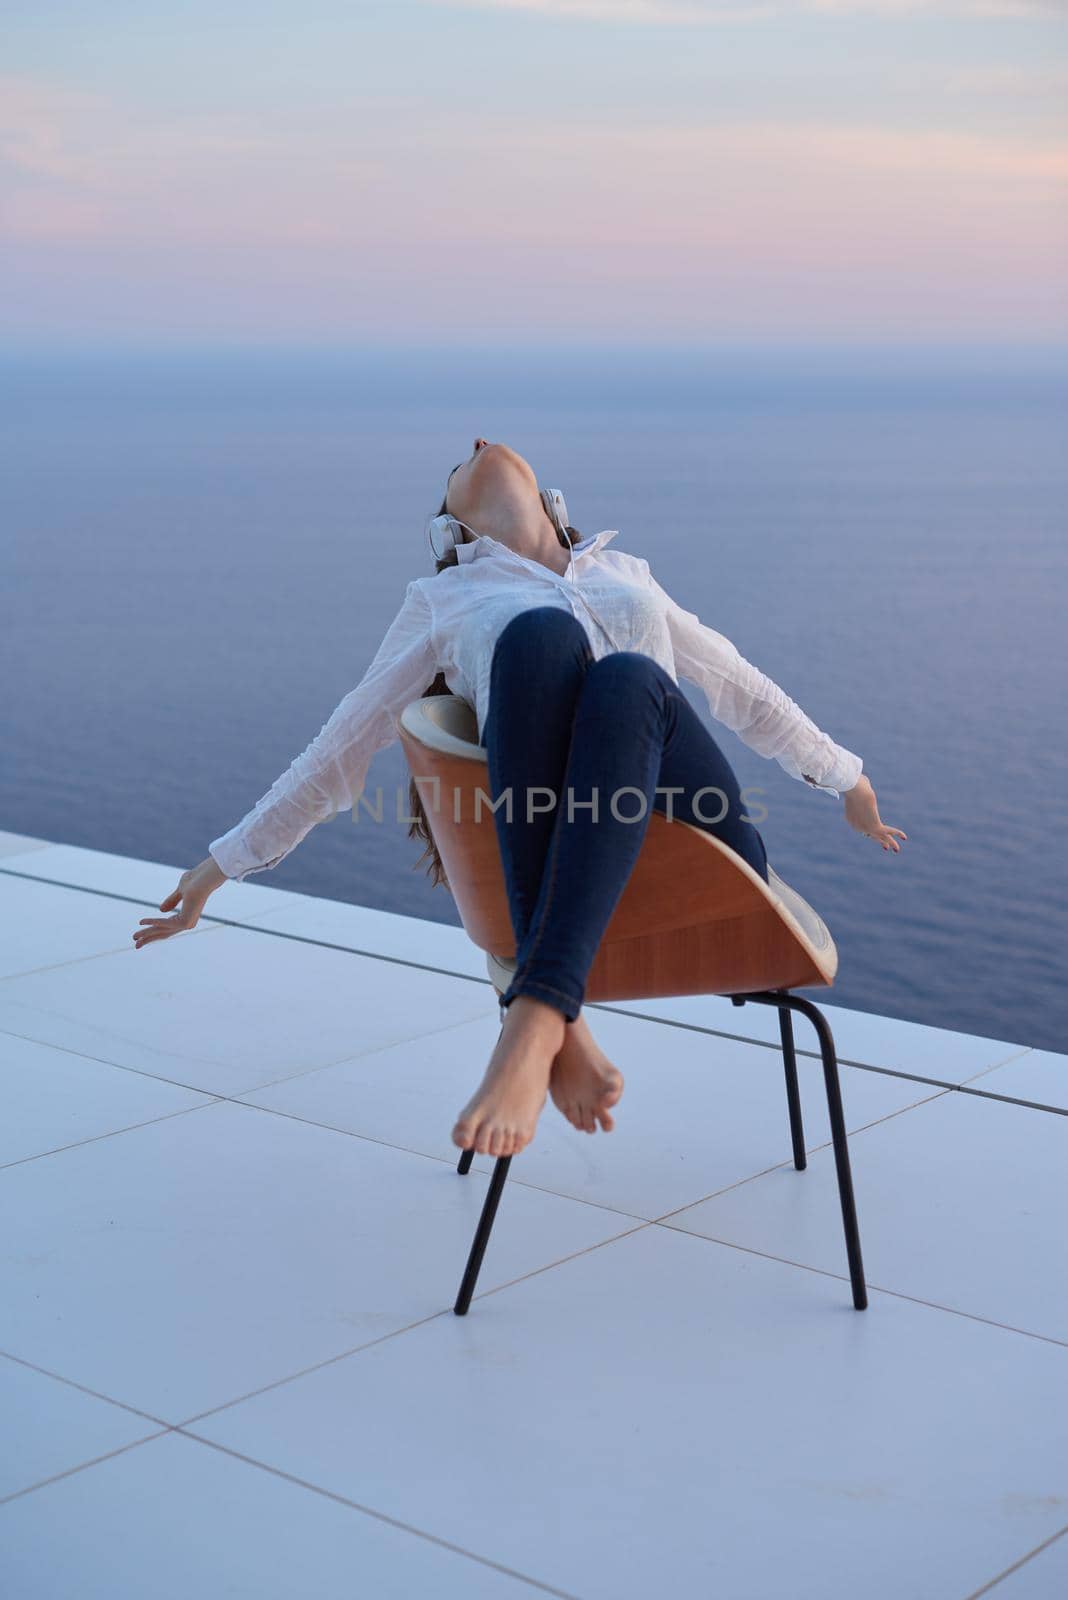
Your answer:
[467,504,571,575]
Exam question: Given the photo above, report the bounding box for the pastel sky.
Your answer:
[3,0,1066,347]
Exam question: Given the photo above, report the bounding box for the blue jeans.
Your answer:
[479,606,769,1024]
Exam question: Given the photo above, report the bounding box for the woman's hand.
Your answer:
[133,855,228,949]
[843,774,907,853]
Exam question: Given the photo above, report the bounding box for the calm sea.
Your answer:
[3,343,1066,1051]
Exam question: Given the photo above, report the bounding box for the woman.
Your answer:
[133,439,905,1161]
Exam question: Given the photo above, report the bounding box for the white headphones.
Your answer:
[426,487,572,562]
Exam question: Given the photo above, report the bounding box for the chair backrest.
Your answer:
[398,694,837,1001]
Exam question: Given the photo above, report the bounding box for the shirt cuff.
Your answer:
[802,748,864,799]
[208,833,261,883]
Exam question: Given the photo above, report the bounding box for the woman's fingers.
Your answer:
[855,809,907,850]
[859,822,906,851]
[134,872,212,945]
[133,911,192,947]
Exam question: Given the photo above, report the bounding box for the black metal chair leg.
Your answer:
[732,991,868,1311]
[802,997,868,1310]
[777,1003,807,1171]
[453,1007,511,1314]
[454,1153,513,1314]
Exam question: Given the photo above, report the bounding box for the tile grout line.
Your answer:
[0,1013,1057,1122]
[175,1432,585,1599]
[0,1347,174,1430]
[961,1523,1068,1599]
[0,1041,1023,1236]
[6,1181,1066,1471]
[0,1429,175,1509]
[0,866,1053,1113]
[0,1416,582,1600]
[0,1000,498,1170]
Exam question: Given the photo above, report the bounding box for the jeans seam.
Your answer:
[508,726,575,985]
[507,654,653,998]
[488,612,592,958]
[500,633,594,993]
[507,769,570,992]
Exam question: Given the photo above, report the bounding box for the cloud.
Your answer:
[2,191,106,238]
[3,4,1064,345]
[936,62,1068,93]
[0,78,109,186]
[3,71,1064,342]
[422,0,1063,21]
[2,70,1064,248]
[0,75,274,202]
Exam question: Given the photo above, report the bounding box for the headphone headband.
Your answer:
[426,486,571,562]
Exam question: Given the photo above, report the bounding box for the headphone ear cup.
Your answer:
[541,487,571,547]
[427,513,461,559]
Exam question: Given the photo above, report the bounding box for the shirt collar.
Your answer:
[453,527,621,565]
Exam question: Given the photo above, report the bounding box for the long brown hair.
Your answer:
[407,478,582,889]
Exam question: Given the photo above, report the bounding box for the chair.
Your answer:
[397,693,868,1317]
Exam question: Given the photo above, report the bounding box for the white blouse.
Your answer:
[208,528,863,882]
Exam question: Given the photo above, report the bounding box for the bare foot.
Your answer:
[452,995,567,1158]
[549,1012,625,1134]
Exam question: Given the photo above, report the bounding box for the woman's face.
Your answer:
[444,438,537,530]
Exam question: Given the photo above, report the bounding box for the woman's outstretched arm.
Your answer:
[134,580,437,948]
[206,580,435,881]
[641,558,906,852]
[641,558,862,790]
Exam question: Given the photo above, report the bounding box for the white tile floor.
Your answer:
[1,830,1065,1600]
